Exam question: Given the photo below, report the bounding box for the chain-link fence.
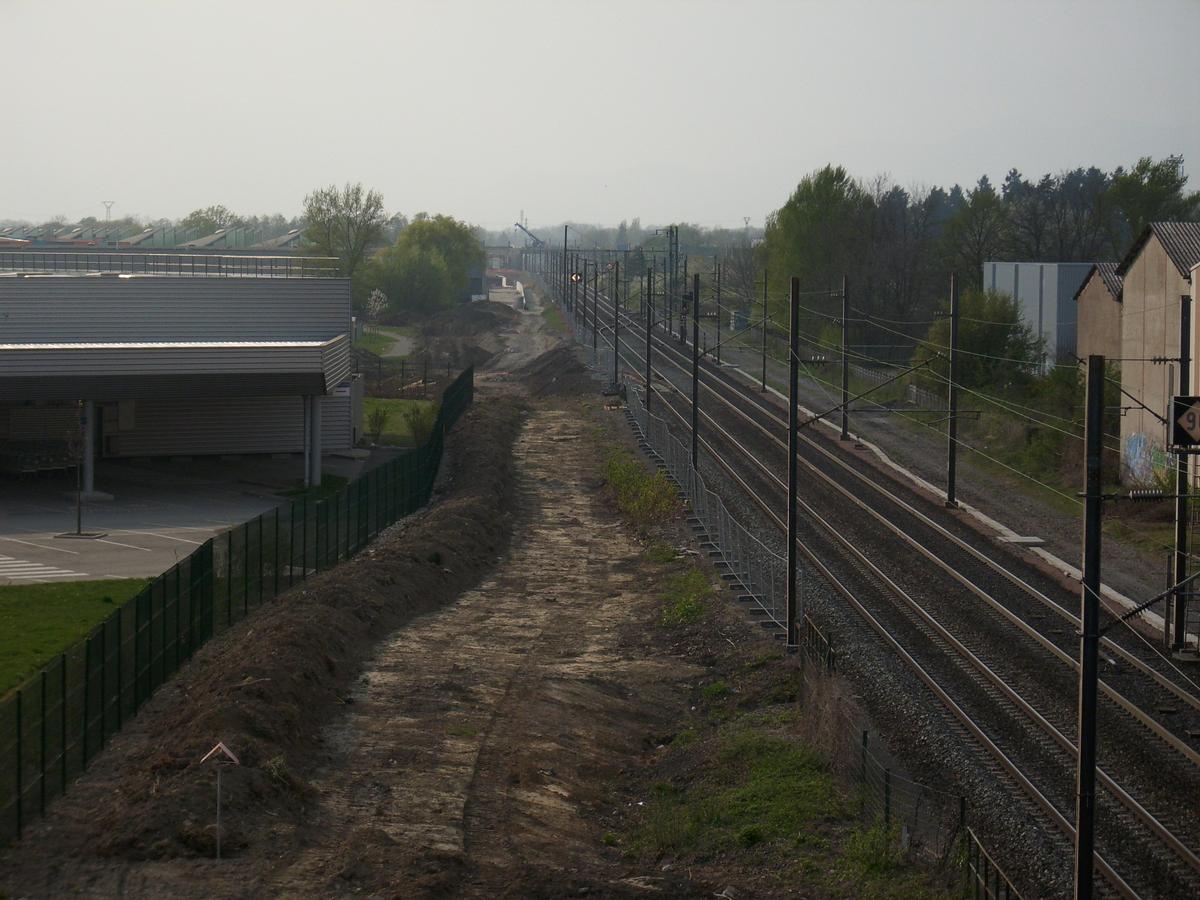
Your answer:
[0,366,474,846]
[554,281,1022,898]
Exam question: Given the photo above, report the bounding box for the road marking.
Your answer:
[112,530,202,545]
[0,554,90,582]
[95,538,153,552]
[0,536,80,554]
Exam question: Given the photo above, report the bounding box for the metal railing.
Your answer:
[0,251,338,278]
[0,366,474,845]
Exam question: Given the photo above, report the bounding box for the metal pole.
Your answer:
[581,258,588,330]
[562,226,568,305]
[613,260,620,386]
[840,275,849,441]
[645,267,653,413]
[715,259,722,365]
[680,255,689,344]
[1174,293,1191,650]
[216,766,222,860]
[761,267,769,392]
[691,273,700,467]
[1074,353,1105,900]
[592,261,598,353]
[787,277,800,647]
[947,272,960,507]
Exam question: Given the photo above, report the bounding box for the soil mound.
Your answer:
[421,301,520,337]
[516,344,600,397]
[0,398,527,871]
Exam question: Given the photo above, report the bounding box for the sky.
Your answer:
[2,0,1197,232]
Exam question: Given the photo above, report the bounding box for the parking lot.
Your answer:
[0,456,305,584]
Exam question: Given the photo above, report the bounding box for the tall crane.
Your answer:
[513,221,546,248]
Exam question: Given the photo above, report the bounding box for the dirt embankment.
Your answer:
[0,397,527,891]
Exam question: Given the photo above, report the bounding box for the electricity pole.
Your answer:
[645,267,654,414]
[691,273,700,467]
[787,277,800,647]
[840,275,850,441]
[947,272,960,507]
[715,259,722,365]
[761,267,769,392]
[1173,293,1192,650]
[1074,354,1105,899]
[613,260,620,386]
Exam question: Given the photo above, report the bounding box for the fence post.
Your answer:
[81,636,91,769]
[243,524,249,615]
[258,515,264,605]
[274,506,280,597]
[860,730,867,818]
[99,620,106,743]
[227,528,234,624]
[60,654,67,791]
[115,606,122,729]
[288,502,295,588]
[884,768,892,827]
[302,497,309,578]
[15,689,22,836]
[40,669,47,814]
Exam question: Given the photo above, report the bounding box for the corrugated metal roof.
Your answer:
[1094,262,1123,299]
[1116,221,1200,278]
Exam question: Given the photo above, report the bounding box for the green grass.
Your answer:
[363,397,437,446]
[542,305,567,334]
[356,330,393,356]
[0,579,149,695]
[281,473,349,502]
[643,540,679,563]
[630,727,841,857]
[660,569,712,626]
[603,449,679,527]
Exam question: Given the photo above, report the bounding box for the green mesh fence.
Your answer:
[0,366,474,845]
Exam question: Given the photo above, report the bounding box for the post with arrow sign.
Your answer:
[201,741,240,860]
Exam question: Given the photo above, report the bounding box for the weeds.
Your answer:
[603,450,679,527]
[702,680,730,700]
[403,404,437,446]
[660,569,712,625]
[643,540,679,563]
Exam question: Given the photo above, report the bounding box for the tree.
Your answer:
[1108,155,1199,247]
[301,182,386,282]
[363,214,483,317]
[912,289,1043,392]
[942,177,1009,286]
[180,204,242,235]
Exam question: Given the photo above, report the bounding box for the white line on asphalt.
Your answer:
[0,536,80,554]
[7,572,92,580]
[111,530,202,545]
[95,538,153,552]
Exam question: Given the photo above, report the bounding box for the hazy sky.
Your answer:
[3,0,1197,231]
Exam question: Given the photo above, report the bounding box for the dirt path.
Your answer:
[258,405,702,897]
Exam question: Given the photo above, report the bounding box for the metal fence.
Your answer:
[0,366,474,846]
[558,286,1022,898]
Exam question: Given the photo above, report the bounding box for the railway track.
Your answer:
[574,285,1200,897]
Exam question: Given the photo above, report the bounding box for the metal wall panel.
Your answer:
[0,403,77,440]
[0,276,351,343]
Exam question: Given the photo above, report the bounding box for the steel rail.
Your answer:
[588,294,1200,885]
[621,355,1136,898]
[594,288,1200,718]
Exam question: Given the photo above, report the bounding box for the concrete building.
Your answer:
[0,269,361,490]
[1115,222,1200,482]
[983,261,1094,368]
[1073,262,1122,361]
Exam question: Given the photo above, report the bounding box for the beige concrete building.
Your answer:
[1118,222,1200,482]
[1073,263,1122,361]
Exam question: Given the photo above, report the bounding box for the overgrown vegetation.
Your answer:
[0,579,149,695]
[361,398,437,446]
[602,449,679,527]
[660,569,712,626]
[541,304,567,334]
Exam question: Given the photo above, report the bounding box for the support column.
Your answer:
[82,400,95,495]
[309,395,323,488]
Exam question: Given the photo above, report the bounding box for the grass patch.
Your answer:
[660,569,712,626]
[541,305,567,334]
[0,579,149,695]
[362,397,438,446]
[604,450,679,527]
[702,679,730,700]
[281,473,349,502]
[355,330,393,356]
[643,540,679,563]
[630,726,841,857]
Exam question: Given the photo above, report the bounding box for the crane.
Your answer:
[513,221,546,248]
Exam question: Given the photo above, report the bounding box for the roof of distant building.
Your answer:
[1116,221,1200,279]
[248,228,303,251]
[1073,262,1122,303]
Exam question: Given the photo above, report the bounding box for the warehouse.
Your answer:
[0,270,361,491]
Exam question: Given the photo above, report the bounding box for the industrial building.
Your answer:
[0,260,361,491]
[1114,222,1200,481]
[1073,262,1122,361]
[983,261,1094,368]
